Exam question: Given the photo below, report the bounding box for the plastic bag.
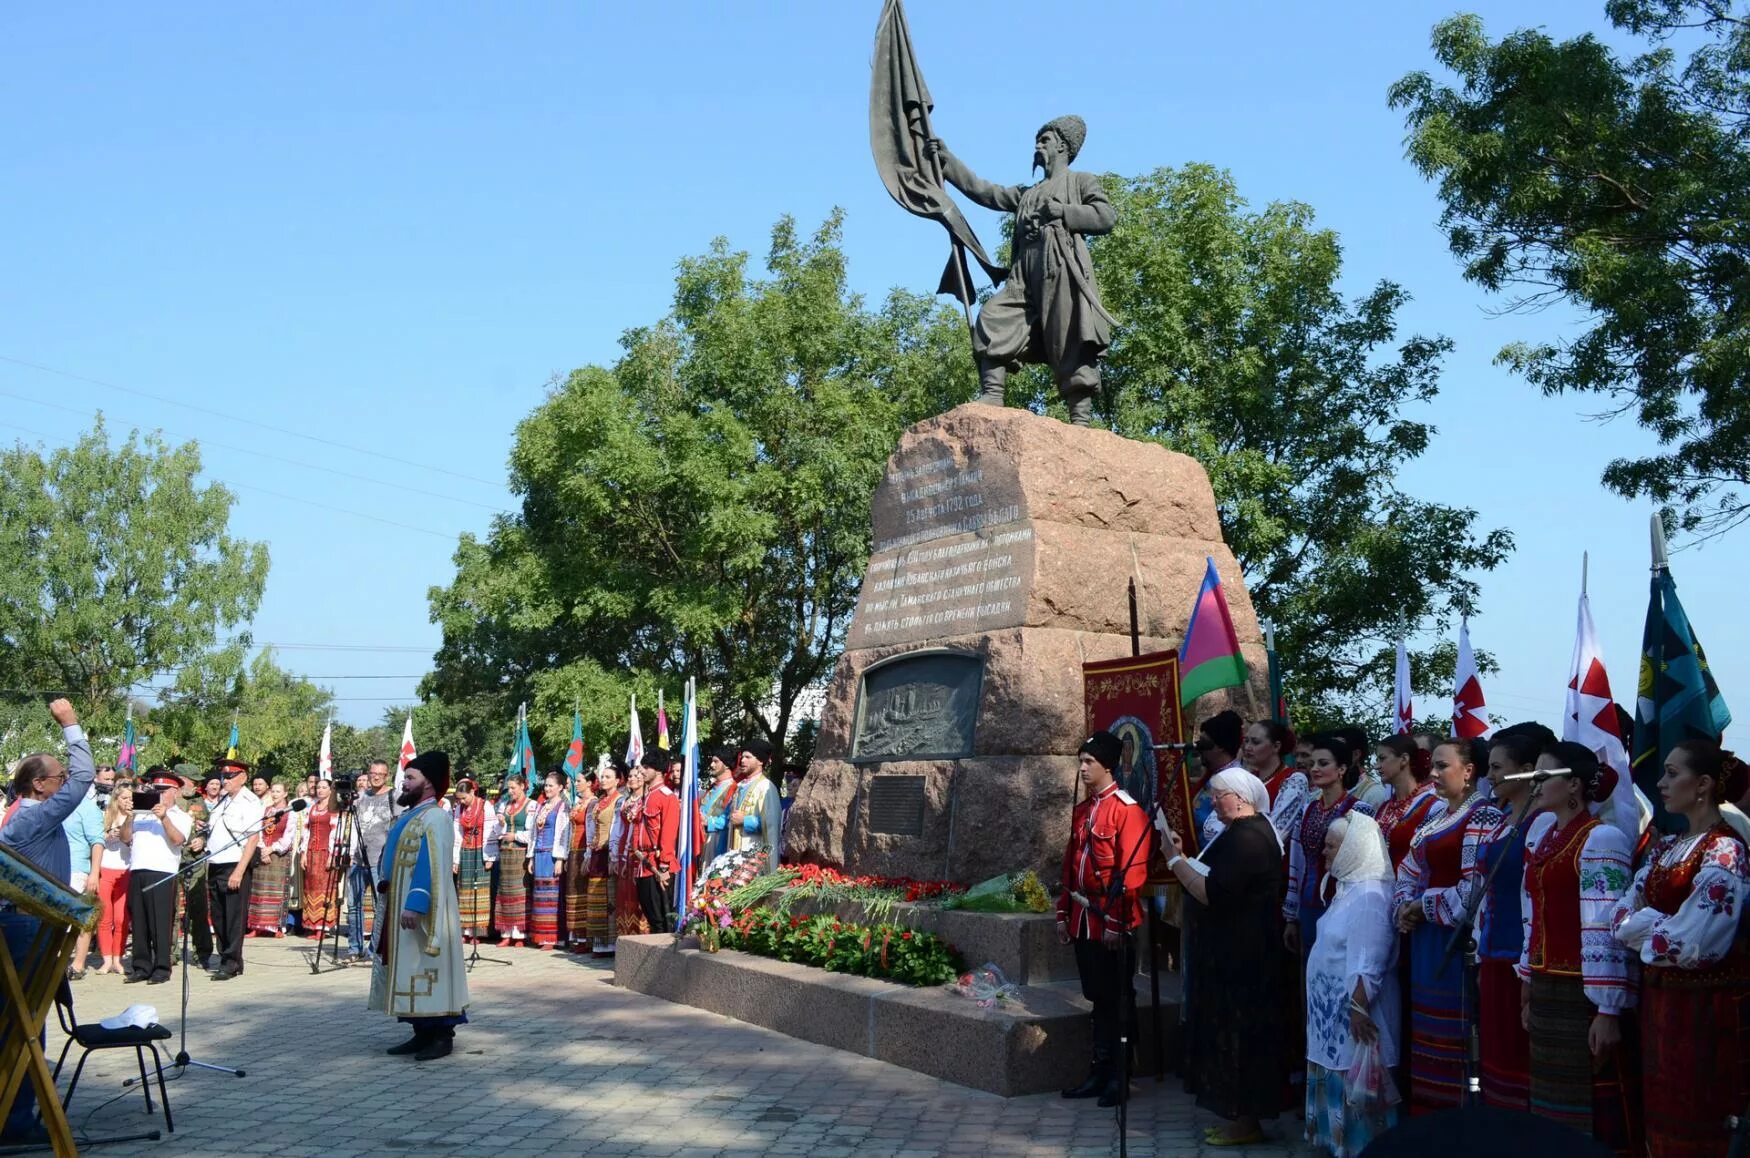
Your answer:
[950,963,1020,1008]
[1344,1038,1401,1110]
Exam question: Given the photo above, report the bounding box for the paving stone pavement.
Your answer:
[47,937,1317,1157]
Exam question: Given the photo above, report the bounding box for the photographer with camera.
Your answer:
[122,768,192,985]
[345,760,398,964]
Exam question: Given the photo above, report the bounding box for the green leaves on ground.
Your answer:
[1391,2,1750,538]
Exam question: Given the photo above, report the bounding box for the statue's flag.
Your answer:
[871,0,1004,305]
[1452,620,1489,740]
[561,709,586,805]
[1394,640,1414,735]
[1566,583,1639,844]
[1178,558,1248,705]
[1634,517,1732,834]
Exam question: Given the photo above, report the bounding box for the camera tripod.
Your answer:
[309,804,361,974]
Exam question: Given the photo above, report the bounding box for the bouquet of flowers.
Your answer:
[684,847,770,951]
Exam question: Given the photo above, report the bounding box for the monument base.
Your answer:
[613,932,1179,1097]
[787,404,1269,885]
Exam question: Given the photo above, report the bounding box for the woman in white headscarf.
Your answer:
[1303,811,1400,1157]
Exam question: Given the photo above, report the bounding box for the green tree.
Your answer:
[1390,2,1750,537]
[151,647,334,774]
[0,419,269,723]
[1075,166,1513,725]
[425,213,971,768]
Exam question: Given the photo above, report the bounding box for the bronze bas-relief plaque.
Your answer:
[850,437,1034,650]
[851,650,982,763]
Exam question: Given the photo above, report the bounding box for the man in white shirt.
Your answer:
[122,769,192,985]
[206,758,265,980]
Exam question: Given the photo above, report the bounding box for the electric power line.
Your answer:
[0,386,511,514]
[0,352,508,488]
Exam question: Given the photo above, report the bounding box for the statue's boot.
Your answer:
[976,364,1007,406]
[1067,395,1094,426]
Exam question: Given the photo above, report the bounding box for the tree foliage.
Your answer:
[152,648,335,772]
[1077,166,1513,725]
[425,213,972,772]
[0,419,269,715]
[1390,2,1750,537]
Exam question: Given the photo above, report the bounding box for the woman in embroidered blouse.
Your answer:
[1303,812,1400,1157]
[494,777,532,945]
[1242,720,1311,848]
[297,779,342,934]
[452,778,497,943]
[1371,736,1442,872]
[613,764,650,938]
[527,770,572,950]
[1518,741,1636,1153]
[1285,734,1374,958]
[248,781,294,937]
[1393,737,1489,1114]
[1613,738,1750,1158]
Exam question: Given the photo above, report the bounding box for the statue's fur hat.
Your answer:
[1037,115,1086,162]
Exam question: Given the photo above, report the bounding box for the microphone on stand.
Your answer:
[265,798,310,822]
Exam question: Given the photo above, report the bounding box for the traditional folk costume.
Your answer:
[562,796,593,948]
[1374,782,1444,873]
[1286,793,1375,955]
[528,794,571,948]
[1304,813,1400,1158]
[612,792,649,938]
[1613,820,1750,1158]
[1519,810,1637,1152]
[632,783,680,933]
[246,806,295,936]
[369,754,468,1056]
[451,798,497,941]
[727,771,782,854]
[298,805,342,933]
[585,786,619,955]
[699,775,736,866]
[1393,792,1490,1114]
[494,793,531,943]
[1467,803,1532,1111]
[1056,732,1151,1104]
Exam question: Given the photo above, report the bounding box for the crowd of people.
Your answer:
[1099,709,1750,1158]
[0,733,797,991]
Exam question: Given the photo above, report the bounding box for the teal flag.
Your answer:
[1634,568,1732,834]
[561,711,585,804]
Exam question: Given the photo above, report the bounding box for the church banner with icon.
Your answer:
[1082,652,1194,857]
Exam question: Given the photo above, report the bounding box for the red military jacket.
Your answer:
[633,784,681,879]
[1056,782,1151,939]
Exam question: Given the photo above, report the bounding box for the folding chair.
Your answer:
[51,983,173,1132]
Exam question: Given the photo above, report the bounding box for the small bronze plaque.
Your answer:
[851,650,982,763]
[867,775,928,837]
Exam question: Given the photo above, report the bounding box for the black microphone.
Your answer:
[266,799,310,821]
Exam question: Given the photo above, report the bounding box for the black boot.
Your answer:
[1067,395,1094,426]
[1096,1076,1127,1108]
[413,1032,454,1061]
[385,1032,432,1056]
[1061,1069,1107,1099]
[976,361,1007,405]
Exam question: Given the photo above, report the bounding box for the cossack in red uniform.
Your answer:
[1056,782,1150,939]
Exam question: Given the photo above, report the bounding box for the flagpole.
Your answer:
[1581,551,1589,597]
[1650,512,1670,573]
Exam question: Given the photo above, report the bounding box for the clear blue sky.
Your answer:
[2,2,1739,733]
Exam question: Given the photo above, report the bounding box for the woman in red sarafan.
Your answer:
[297,779,342,933]
[1613,739,1750,1158]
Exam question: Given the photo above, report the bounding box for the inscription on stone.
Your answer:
[852,651,982,763]
[851,436,1034,649]
[866,775,928,837]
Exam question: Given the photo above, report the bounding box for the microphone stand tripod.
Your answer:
[131,814,267,1085]
[1437,778,1544,1107]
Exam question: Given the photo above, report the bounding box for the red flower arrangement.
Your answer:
[786,863,966,902]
